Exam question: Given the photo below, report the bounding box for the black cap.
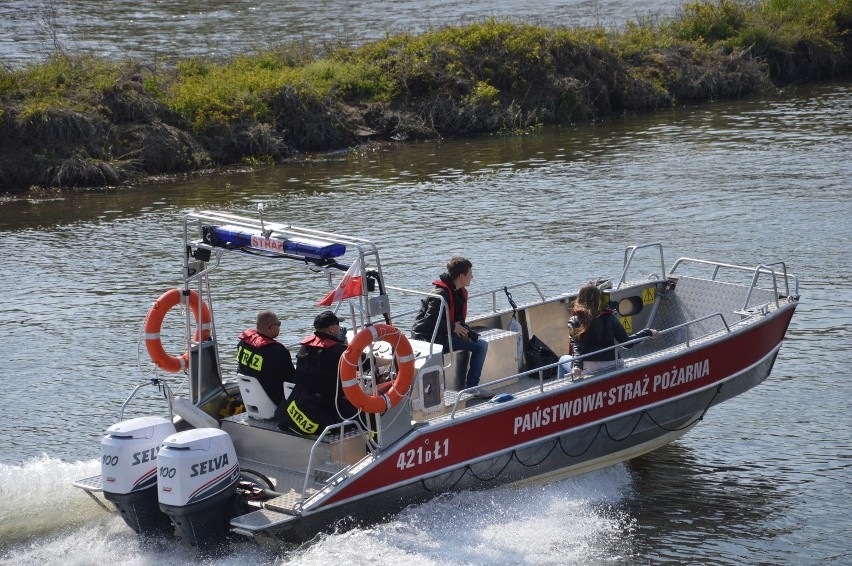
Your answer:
[314,310,344,329]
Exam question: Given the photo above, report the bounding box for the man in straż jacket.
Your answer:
[276,310,357,435]
[236,310,295,404]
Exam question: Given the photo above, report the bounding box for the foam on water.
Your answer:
[1,456,634,565]
[3,516,276,566]
[283,464,635,566]
[0,456,103,544]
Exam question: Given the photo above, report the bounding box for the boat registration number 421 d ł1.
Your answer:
[396,437,450,470]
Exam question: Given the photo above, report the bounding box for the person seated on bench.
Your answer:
[557,283,659,379]
[237,310,295,404]
[411,256,488,390]
[276,310,358,435]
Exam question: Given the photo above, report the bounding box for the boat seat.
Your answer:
[237,373,293,419]
[444,328,521,390]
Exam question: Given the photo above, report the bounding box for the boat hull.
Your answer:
[238,304,794,543]
[73,216,800,549]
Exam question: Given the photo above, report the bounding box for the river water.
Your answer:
[1,77,850,565]
[1,2,851,565]
[0,0,674,67]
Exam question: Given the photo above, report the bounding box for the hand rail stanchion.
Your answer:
[119,378,174,422]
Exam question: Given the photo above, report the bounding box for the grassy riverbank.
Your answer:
[1,0,850,193]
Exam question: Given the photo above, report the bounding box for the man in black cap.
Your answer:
[275,310,358,435]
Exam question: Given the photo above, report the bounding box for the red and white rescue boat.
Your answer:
[74,209,799,548]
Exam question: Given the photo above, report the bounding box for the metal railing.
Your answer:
[178,209,389,405]
[467,281,546,312]
[119,378,174,421]
[616,243,666,289]
[669,258,799,310]
[447,310,733,418]
[383,285,454,359]
[386,280,546,365]
[298,419,378,509]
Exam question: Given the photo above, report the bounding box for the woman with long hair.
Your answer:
[556,283,658,379]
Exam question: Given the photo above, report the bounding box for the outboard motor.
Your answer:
[157,428,240,547]
[100,416,176,536]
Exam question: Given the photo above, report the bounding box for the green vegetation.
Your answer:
[1,0,850,193]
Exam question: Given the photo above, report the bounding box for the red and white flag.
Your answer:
[317,257,363,306]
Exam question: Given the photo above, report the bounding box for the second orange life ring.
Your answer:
[339,323,415,413]
[144,288,212,373]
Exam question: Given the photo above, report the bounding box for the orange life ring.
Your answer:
[339,324,416,413]
[144,289,212,373]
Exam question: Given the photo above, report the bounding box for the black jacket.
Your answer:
[275,331,357,434]
[569,311,652,369]
[411,274,467,342]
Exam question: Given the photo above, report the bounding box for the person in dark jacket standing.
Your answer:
[275,310,357,435]
[411,256,488,389]
[557,283,658,379]
[236,310,295,404]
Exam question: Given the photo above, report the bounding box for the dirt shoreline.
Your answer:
[2,7,850,194]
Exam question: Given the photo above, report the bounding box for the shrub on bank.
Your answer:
[1,0,850,193]
[669,0,852,80]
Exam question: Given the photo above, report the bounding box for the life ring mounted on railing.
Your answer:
[144,288,212,373]
[339,323,416,413]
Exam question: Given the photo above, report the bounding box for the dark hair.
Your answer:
[446,256,472,280]
[569,283,602,340]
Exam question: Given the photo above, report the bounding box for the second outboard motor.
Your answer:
[101,416,176,536]
[157,428,240,547]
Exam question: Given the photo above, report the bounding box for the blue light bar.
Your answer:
[202,225,346,260]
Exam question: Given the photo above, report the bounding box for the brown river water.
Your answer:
[1,2,851,564]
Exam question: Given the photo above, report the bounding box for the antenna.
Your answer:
[257,203,271,237]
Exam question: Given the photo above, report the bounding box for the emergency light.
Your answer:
[202,225,346,260]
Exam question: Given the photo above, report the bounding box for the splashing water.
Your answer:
[1,456,634,565]
[0,457,103,544]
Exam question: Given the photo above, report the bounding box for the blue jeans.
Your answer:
[556,354,573,380]
[447,334,489,388]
